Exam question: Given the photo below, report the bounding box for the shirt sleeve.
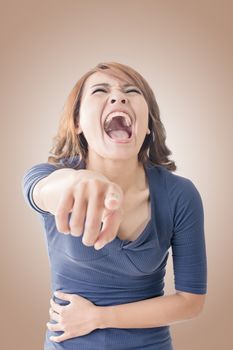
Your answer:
[22,162,59,215]
[168,174,207,295]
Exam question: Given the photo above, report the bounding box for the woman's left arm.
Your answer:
[101,174,208,330]
[98,291,206,329]
[48,290,206,342]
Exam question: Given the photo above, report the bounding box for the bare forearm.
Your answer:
[33,168,105,214]
[97,293,203,329]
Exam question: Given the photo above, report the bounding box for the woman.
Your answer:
[22,62,207,349]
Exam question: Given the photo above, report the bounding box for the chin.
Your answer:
[103,152,139,162]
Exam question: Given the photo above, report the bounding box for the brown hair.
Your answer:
[48,62,176,171]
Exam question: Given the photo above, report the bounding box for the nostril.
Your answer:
[110,98,126,104]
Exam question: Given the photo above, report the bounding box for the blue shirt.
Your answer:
[22,157,207,350]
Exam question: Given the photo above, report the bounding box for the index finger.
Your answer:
[94,207,122,250]
[104,184,123,210]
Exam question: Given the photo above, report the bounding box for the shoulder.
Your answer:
[167,171,203,212]
[57,155,85,169]
[147,163,198,192]
[159,167,204,226]
[27,155,84,173]
[147,164,203,213]
[22,156,84,188]
[169,169,199,196]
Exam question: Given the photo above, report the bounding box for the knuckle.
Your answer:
[59,309,65,317]
[88,178,105,191]
[70,294,75,302]
[73,183,86,197]
[65,327,72,336]
[88,178,100,186]
[60,321,66,330]
[76,179,87,187]
[69,218,81,228]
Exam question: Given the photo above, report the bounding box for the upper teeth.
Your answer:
[104,111,132,128]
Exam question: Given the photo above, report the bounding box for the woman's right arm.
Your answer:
[33,168,85,214]
[23,164,124,249]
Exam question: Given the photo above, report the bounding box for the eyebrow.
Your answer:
[90,83,136,89]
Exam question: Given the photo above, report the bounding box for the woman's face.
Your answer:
[76,71,149,162]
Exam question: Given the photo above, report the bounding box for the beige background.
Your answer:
[1,0,232,349]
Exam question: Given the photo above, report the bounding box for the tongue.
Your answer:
[108,130,129,140]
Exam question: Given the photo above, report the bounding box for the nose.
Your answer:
[110,97,126,104]
[109,91,128,104]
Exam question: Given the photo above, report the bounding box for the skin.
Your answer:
[48,291,206,343]
[76,71,150,193]
[34,71,151,250]
[46,72,206,343]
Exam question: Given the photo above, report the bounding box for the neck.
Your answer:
[85,154,147,194]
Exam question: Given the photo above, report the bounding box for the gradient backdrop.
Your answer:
[1,1,232,349]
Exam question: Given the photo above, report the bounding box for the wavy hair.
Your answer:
[48,62,176,171]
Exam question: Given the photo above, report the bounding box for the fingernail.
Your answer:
[109,192,119,199]
[82,238,93,246]
[94,242,105,250]
[70,232,80,237]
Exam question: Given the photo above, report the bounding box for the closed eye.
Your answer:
[92,88,107,94]
[126,89,141,94]
[92,88,141,94]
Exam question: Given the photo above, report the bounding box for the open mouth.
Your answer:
[103,112,133,141]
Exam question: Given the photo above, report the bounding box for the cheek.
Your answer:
[79,99,102,129]
[79,109,94,131]
[137,99,149,119]
[138,105,149,129]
